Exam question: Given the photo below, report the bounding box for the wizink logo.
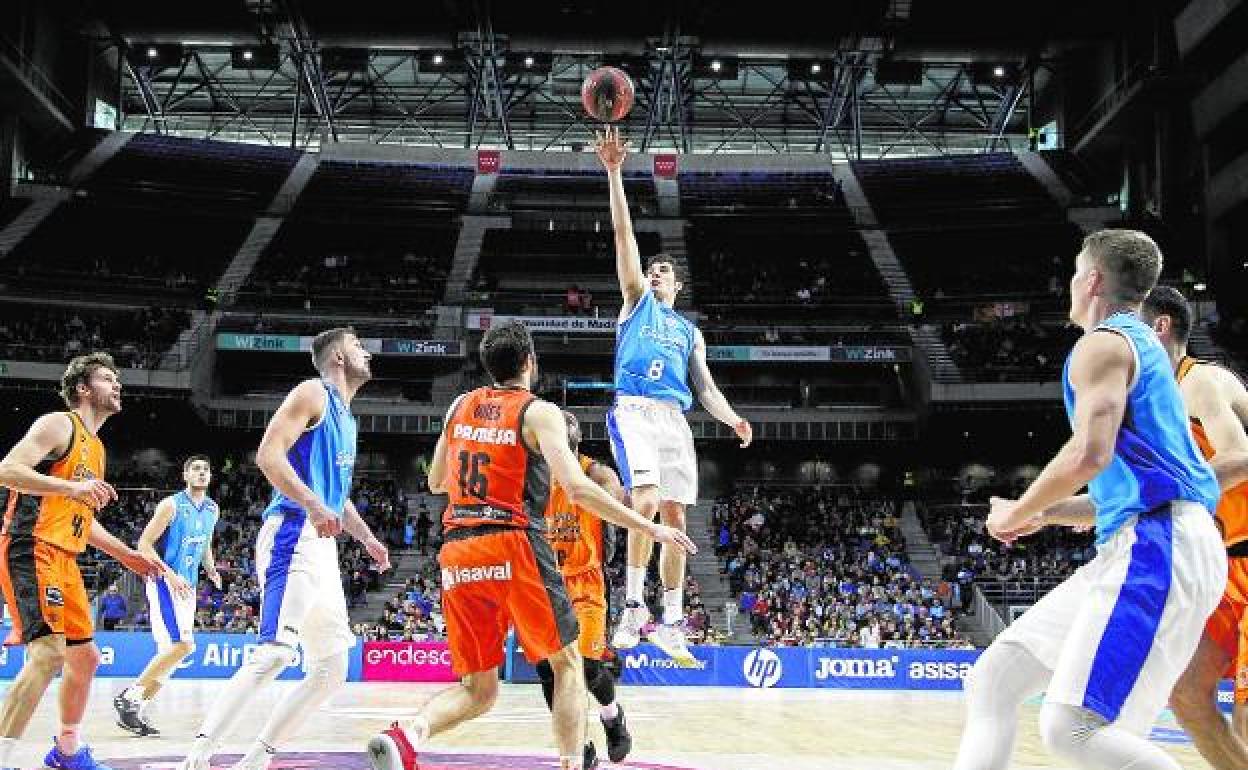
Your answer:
[742,648,782,688]
[624,652,709,671]
[813,656,898,681]
[441,562,512,590]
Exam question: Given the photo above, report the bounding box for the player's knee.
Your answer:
[25,637,66,673]
[1038,703,1099,759]
[308,651,349,691]
[64,642,101,673]
[658,506,685,530]
[465,673,500,711]
[248,642,299,676]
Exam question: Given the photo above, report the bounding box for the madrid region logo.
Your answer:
[108,752,703,769]
[743,648,783,688]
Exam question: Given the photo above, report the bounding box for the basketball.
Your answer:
[581,66,635,123]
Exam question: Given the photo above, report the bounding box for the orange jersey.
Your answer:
[544,454,607,576]
[1178,356,1248,547]
[442,387,551,533]
[0,411,105,554]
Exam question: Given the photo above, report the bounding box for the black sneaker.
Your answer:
[583,741,600,769]
[113,693,145,735]
[601,705,633,763]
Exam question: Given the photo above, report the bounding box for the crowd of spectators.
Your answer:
[94,454,412,632]
[943,317,1080,382]
[0,305,190,368]
[243,247,448,314]
[713,487,970,648]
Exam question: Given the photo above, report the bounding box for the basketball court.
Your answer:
[0,679,1208,769]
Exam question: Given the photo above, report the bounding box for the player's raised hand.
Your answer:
[364,535,391,573]
[69,478,117,510]
[120,548,165,579]
[648,523,698,555]
[595,125,628,171]
[734,419,753,448]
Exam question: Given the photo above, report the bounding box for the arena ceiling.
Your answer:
[79,0,1130,157]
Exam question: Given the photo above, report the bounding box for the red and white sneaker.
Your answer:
[366,722,420,770]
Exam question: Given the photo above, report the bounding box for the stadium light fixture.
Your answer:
[231,44,280,70]
[243,50,253,61]
[524,55,534,67]
[433,54,444,65]
[1194,282,1207,292]
[128,43,184,68]
[993,65,1005,77]
[147,47,158,58]
[692,54,739,80]
[811,63,822,74]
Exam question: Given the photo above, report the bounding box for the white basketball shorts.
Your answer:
[255,512,355,661]
[607,395,698,506]
[146,576,196,650]
[997,501,1225,734]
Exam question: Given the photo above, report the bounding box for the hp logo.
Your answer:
[743,648,782,688]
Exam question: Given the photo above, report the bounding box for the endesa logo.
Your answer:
[624,652,709,671]
[813,656,899,681]
[908,661,972,682]
[365,646,452,668]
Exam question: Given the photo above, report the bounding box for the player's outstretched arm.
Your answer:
[988,332,1131,538]
[0,413,116,508]
[528,401,696,553]
[1186,364,1248,490]
[688,329,752,448]
[88,520,164,578]
[257,379,340,536]
[596,125,646,308]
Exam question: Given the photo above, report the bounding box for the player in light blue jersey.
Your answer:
[180,328,390,770]
[952,230,1226,770]
[114,455,222,736]
[597,126,752,665]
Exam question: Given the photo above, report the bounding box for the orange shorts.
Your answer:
[565,568,608,660]
[439,526,578,676]
[0,536,93,645]
[1206,555,1248,703]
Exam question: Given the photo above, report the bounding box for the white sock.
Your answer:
[0,737,17,765]
[600,702,619,721]
[239,740,277,766]
[662,587,683,625]
[625,567,646,605]
[406,714,431,745]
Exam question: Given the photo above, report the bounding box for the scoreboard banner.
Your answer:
[706,346,911,363]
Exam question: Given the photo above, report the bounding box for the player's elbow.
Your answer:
[1071,441,1113,477]
[0,460,17,487]
[563,478,597,506]
[428,476,446,495]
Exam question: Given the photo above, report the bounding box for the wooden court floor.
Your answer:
[0,679,1208,769]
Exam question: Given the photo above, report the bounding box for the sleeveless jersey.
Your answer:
[1061,313,1219,544]
[1177,356,1248,547]
[157,491,220,584]
[442,387,550,533]
[0,411,105,553]
[614,289,696,410]
[264,380,357,519]
[544,454,606,575]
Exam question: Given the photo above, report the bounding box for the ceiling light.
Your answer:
[993,66,1005,77]
[432,54,443,65]
[147,47,159,58]
[810,63,822,74]
[242,50,253,61]
[711,60,722,72]
[523,55,534,67]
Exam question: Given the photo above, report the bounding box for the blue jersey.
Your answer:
[157,491,219,585]
[1062,312,1220,543]
[614,289,696,410]
[264,380,358,519]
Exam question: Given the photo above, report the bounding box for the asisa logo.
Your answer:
[742,648,782,688]
[813,656,898,681]
[908,661,972,681]
[624,652,709,671]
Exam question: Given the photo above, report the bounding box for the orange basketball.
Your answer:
[581,66,635,123]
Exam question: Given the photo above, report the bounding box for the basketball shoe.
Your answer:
[611,602,650,649]
[602,704,633,762]
[43,740,115,770]
[367,722,421,770]
[647,622,697,668]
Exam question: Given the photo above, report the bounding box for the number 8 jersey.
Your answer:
[614,289,695,411]
[442,386,552,534]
